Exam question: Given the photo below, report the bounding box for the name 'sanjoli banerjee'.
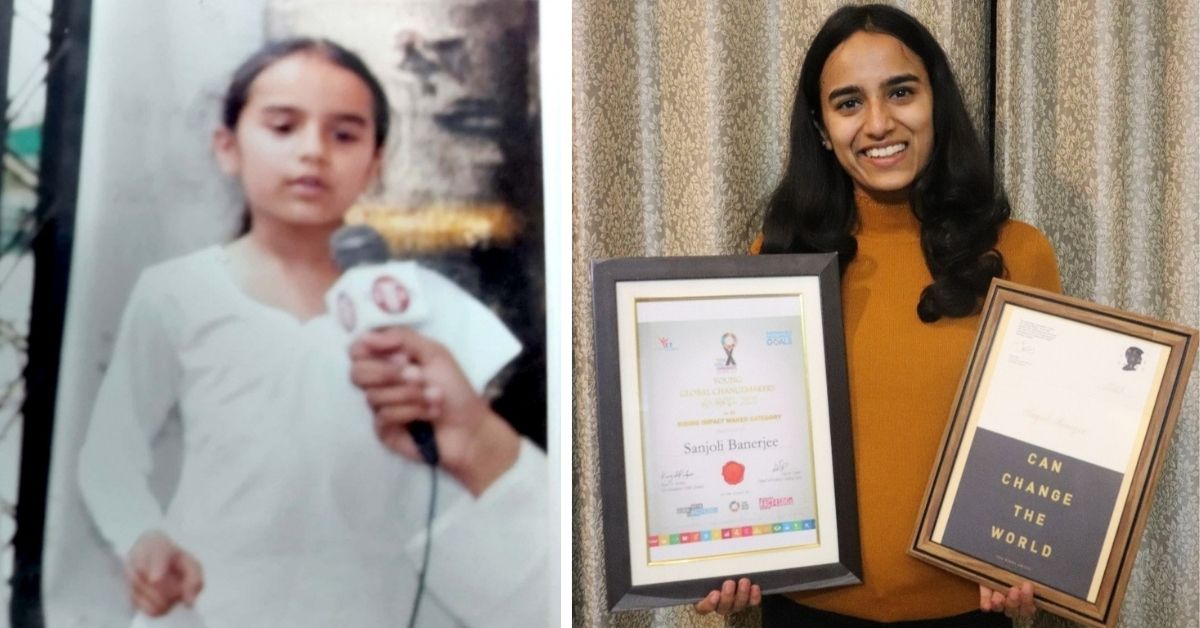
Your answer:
[683,438,781,455]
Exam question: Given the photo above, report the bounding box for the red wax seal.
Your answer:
[372,276,411,313]
[722,461,745,485]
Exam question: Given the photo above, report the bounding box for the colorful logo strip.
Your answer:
[648,519,815,547]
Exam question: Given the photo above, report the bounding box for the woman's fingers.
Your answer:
[695,590,720,615]
[715,579,736,615]
[733,578,752,611]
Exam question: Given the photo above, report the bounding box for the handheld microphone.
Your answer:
[329,224,438,466]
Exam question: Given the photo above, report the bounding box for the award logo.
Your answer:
[766,330,792,346]
[759,495,795,510]
[371,275,411,314]
[1122,346,1143,371]
[722,460,745,485]
[717,332,738,369]
[676,503,718,517]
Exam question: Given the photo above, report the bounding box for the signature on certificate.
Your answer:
[661,468,696,483]
[771,459,790,473]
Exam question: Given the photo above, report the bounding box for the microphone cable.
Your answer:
[406,463,437,628]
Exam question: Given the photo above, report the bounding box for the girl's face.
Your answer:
[215,52,381,230]
[817,31,934,199]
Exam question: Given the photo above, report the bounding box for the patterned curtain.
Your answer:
[995,1,1199,627]
[573,0,1197,626]
[573,2,990,626]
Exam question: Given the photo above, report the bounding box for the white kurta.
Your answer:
[76,247,546,628]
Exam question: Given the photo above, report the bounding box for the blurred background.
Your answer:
[1,0,546,625]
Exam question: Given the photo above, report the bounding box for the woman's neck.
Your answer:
[854,187,919,234]
[854,184,910,206]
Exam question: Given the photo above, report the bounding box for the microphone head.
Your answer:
[330,224,391,270]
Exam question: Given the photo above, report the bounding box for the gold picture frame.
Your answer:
[910,279,1198,627]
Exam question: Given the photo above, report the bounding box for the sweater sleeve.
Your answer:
[1000,221,1062,294]
[77,272,181,558]
[407,438,548,627]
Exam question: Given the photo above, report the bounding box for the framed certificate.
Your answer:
[911,280,1198,627]
[592,254,860,611]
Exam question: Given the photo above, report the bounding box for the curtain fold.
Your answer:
[995,1,1199,627]
[574,2,991,626]
[575,1,1196,626]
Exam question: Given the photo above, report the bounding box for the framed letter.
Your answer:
[911,280,1198,627]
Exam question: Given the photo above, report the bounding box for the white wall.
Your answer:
[44,2,265,624]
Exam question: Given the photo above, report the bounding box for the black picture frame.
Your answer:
[591,253,861,611]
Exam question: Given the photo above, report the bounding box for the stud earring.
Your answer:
[810,116,832,151]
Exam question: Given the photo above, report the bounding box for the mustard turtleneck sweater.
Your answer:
[753,190,1060,621]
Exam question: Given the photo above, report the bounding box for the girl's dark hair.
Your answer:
[760,4,1008,323]
[223,38,390,235]
[222,37,391,148]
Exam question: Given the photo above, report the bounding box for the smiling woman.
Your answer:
[759,4,1011,325]
[734,4,1063,627]
[816,31,934,200]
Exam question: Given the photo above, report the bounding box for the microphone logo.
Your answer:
[336,292,357,332]
[372,276,411,314]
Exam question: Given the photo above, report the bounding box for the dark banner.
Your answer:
[940,428,1122,599]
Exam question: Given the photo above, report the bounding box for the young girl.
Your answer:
[77,39,546,628]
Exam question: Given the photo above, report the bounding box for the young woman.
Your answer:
[77,38,545,628]
[698,5,1058,625]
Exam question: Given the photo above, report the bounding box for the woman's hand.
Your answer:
[349,327,521,496]
[695,578,761,616]
[980,582,1035,619]
[125,531,204,617]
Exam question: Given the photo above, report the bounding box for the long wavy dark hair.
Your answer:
[760,4,1008,323]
